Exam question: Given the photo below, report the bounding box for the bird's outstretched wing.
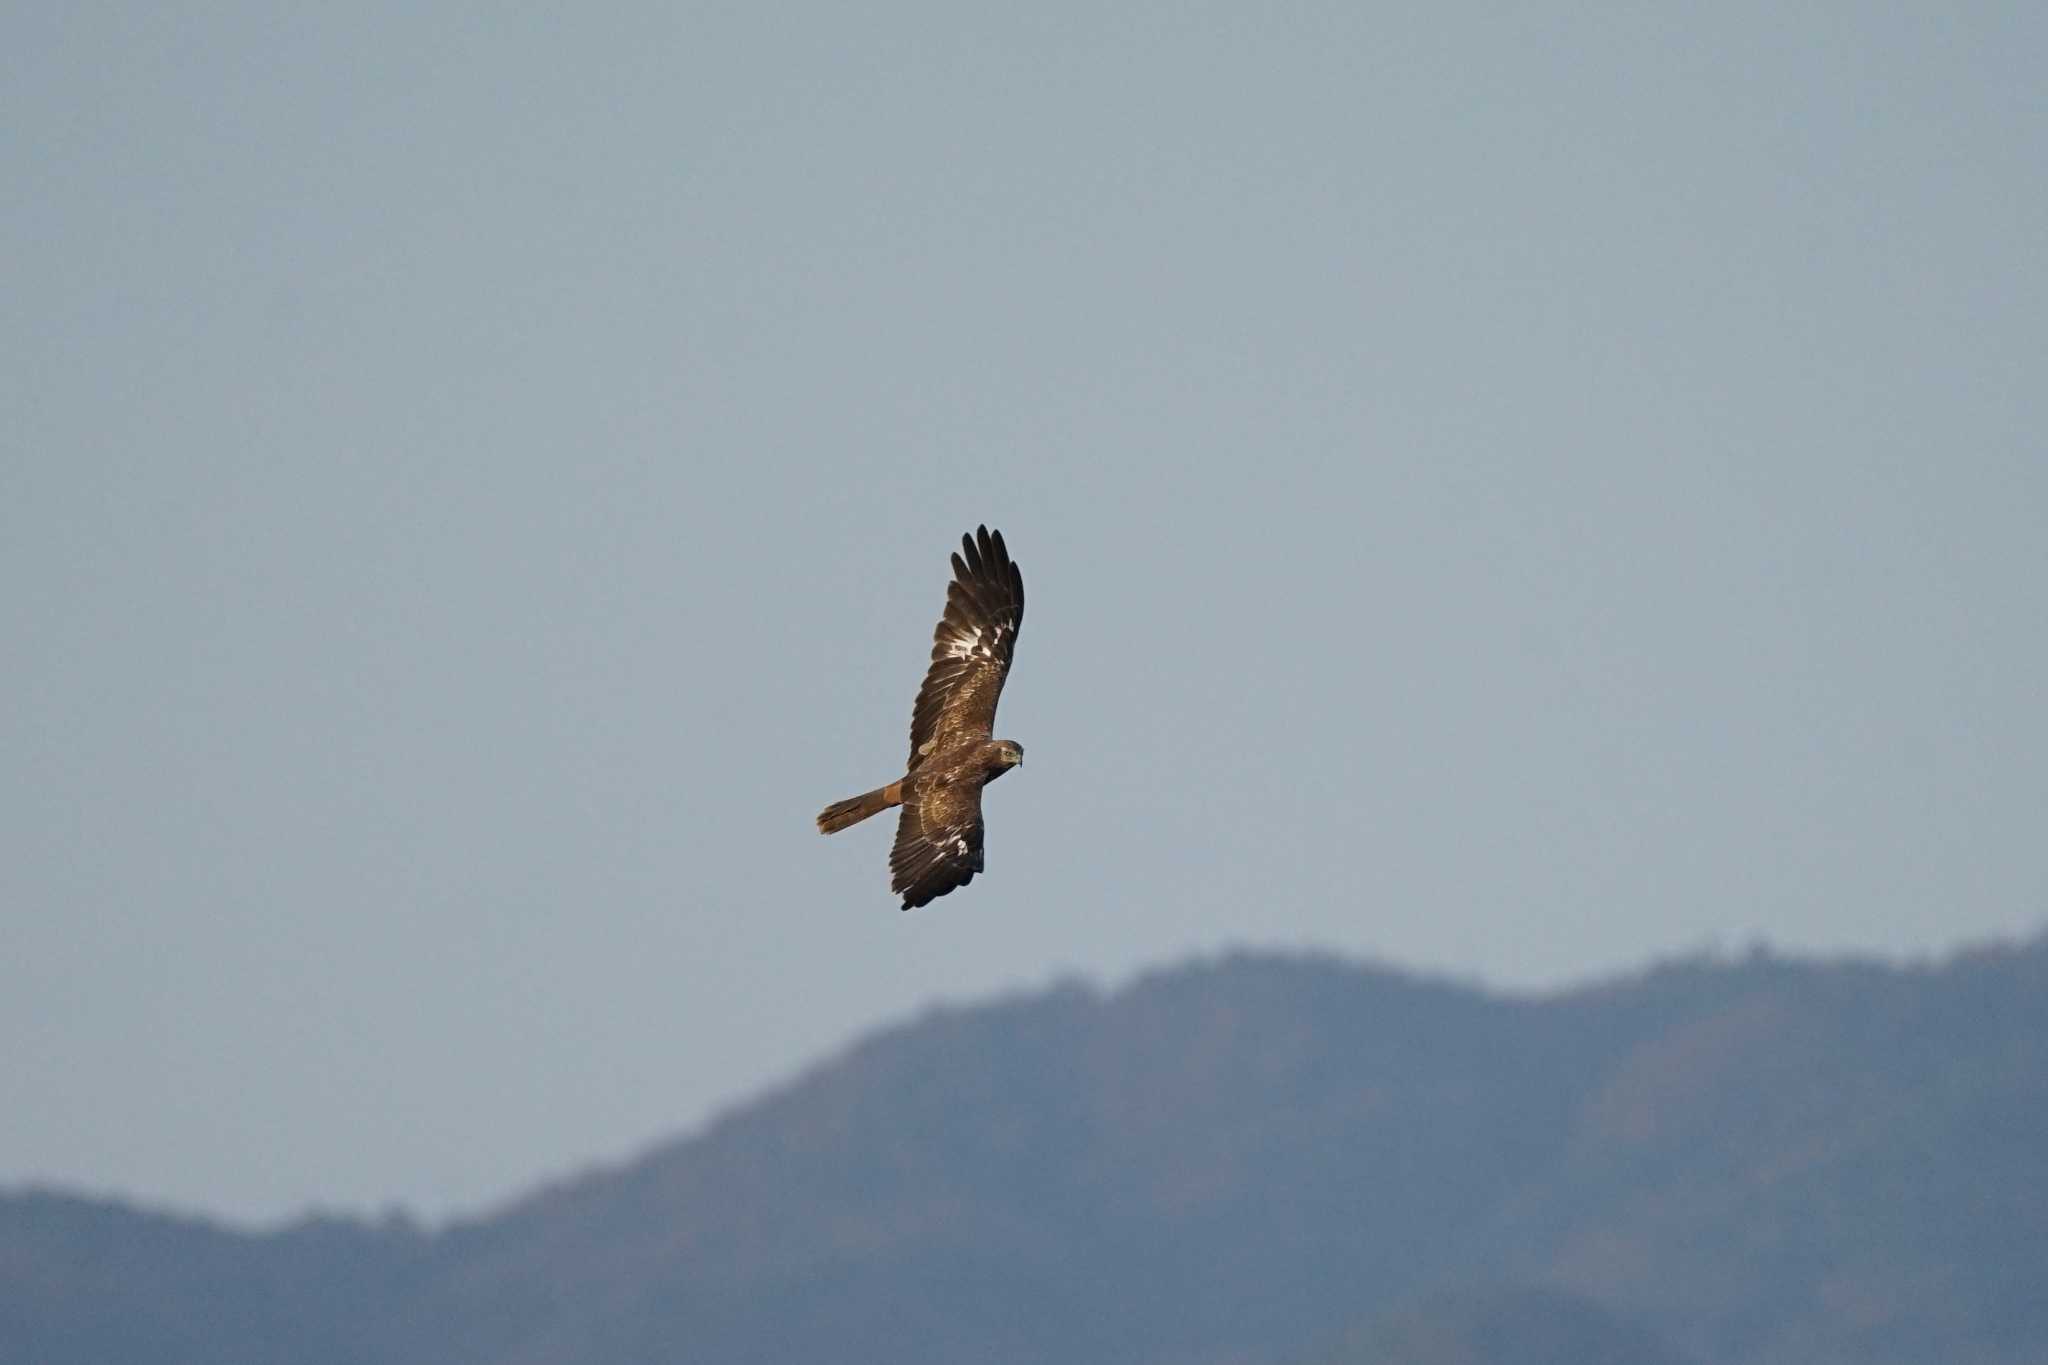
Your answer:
[906,525,1024,772]
[890,781,985,909]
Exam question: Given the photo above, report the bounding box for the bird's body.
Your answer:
[817,526,1025,909]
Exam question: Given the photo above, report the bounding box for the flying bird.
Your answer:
[817,526,1026,909]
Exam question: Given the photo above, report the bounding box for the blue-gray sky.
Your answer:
[6,3,2044,1225]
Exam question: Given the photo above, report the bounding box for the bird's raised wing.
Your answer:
[906,526,1023,772]
[890,780,986,909]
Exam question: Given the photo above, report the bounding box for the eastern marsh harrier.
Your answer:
[817,526,1025,909]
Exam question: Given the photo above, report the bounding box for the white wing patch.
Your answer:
[942,623,1005,662]
[946,832,984,870]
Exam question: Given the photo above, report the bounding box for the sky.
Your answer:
[5,3,2044,1226]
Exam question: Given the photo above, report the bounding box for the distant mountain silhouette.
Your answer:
[5,935,2045,1364]
[1309,1284,1699,1365]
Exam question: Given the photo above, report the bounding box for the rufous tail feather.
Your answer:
[816,782,902,834]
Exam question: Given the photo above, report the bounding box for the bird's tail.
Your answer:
[816,781,902,834]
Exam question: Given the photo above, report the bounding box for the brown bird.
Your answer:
[817,526,1026,909]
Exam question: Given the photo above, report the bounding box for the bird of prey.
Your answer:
[817,526,1025,909]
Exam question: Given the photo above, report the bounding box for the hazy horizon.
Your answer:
[7,2,2045,1223]
[10,927,2045,1233]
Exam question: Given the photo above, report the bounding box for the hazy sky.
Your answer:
[6,3,2044,1225]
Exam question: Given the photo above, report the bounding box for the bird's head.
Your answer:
[996,740,1024,769]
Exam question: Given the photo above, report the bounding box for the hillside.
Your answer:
[5,935,2044,1364]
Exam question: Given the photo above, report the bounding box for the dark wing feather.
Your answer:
[890,781,986,909]
[907,526,1024,772]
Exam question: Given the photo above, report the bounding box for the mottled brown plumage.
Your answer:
[816,526,1025,909]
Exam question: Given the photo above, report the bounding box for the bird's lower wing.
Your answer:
[889,784,986,910]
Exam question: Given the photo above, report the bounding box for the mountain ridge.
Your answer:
[6,932,2044,1364]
